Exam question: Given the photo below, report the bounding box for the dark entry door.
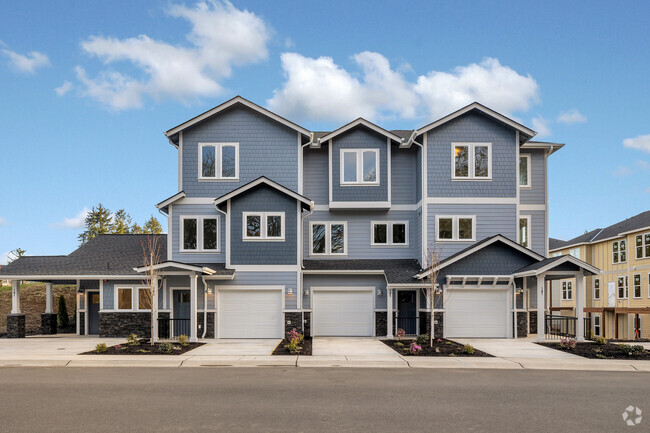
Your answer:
[88,292,100,335]
[397,291,417,335]
[173,290,191,337]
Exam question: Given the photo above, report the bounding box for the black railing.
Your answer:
[395,316,418,336]
[158,318,191,339]
[545,315,592,340]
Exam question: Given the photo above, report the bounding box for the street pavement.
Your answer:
[0,367,647,432]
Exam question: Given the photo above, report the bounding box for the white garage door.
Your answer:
[312,289,374,336]
[218,289,282,338]
[444,289,508,338]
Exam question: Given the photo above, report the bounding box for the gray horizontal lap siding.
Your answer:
[303,145,329,204]
[520,149,546,205]
[302,274,387,310]
[427,204,517,260]
[207,271,299,310]
[391,144,418,205]
[521,210,546,257]
[331,129,388,202]
[427,112,517,198]
[304,210,419,259]
[171,204,225,263]
[230,185,298,265]
[182,105,298,197]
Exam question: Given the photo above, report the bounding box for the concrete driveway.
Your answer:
[452,338,581,359]
[312,337,399,356]
[189,339,281,356]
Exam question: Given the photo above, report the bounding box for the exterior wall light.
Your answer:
[304,289,309,296]
[377,289,383,296]
[287,288,293,296]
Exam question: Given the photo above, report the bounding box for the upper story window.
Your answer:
[519,216,531,248]
[199,143,239,180]
[593,278,600,300]
[562,281,572,301]
[568,247,580,259]
[617,275,628,299]
[310,221,346,256]
[519,154,531,187]
[435,215,476,242]
[551,252,561,257]
[181,216,219,252]
[633,274,642,298]
[612,239,626,264]
[371,221,408,246]
[452,143,491,180]
[635,232,650,259]
[243,212,285,241]
[341,149,379,185]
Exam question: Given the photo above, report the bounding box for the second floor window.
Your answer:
[562,281,572,301]
[311,222,346,255]
[181,216,219,252]
[612,239,626,264]
[635,232,650,259]
[617,276,628,299]
[519,154,531,187]
[593,278,600,300]
[435,215,475,242]
[633,274,641,298]
[341,149,379,185]
[371,221,408,246]
[452,143,491,180]
[200,143,239,180]
[568,247,580,259]
[519,216,530,248]
[243,212,284,241]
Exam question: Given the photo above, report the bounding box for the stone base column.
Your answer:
[516,312,528,337]
[7,314,26,338]
[41,313,58,335]
[375,311,387,336]
[284,312,303,338]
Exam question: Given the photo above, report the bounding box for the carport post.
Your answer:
[189,273,198,342]
[45,282,53,314]
[11,280,21,314]
[536,275,545,341]
[386,289,393,337]
[576,275,585,342]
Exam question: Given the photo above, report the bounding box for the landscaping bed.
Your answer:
[382,338,492,357]
[538,341,650,360]
[272,337,312,355]
[83,338,204,355]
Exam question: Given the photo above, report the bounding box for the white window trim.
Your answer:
[198,142,239,181]
[115,286,134,311]
[519,215,531,248]
[593,313,601,337]
[562,281,573,301]
[136,287,153,312]
[340,148,380,186]
[617,276,629,299]
[435,215,476,242]
[242,212,285,241]
[451,142,492,181]
[611,239,627,264]
[593,278,600,300]
[632,274,642,299]
[519,154,531,188]
[309,221,348,256]
[635,232,650,259]
[180,215,221,253]
[648,273,650,299]
[370,221,409,246]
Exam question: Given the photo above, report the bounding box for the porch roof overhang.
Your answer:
[156,191,186,215]
[302,259,423,285]
[133,261,234,278]
[511,255,600,278]
[445,275,513,288]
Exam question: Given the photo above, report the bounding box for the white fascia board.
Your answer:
[165,96,310,138]
[156,191,186,210]
[514,256,600,277]
[520,204,546,211]
[387,283,429,288]
[301,270,385,275]
[416,102,536,139]
[133,262,217,275]
[426,197,517,205]
[214,177,313,209]
[318,118,402,143]
[0,274,145,280]
[548,241,589,253]
[329,201,391,209]
[616,225,650,237]
[522,141,565,155]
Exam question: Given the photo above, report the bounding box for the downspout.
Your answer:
[300,201,315,335]
[201,276,208,339]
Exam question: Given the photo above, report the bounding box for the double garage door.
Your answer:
[444,289,509,338]
[218,289,282,338]
[312,289,374,337]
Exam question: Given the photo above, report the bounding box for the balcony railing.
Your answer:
[158,318,191,340]
[545,315,591,340]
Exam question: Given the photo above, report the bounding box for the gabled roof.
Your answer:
[311,118,404,147]
[156,191,186,214]
[415,235,545,279]
[521,141,565,155]
[133,261,233,277]
[548,238,567,251]
[302,259,423,285]
[214,176,313,210]
[165,96,310,146]
[512,255,599,277]
[548,228,603,252]
[415,102,536,143]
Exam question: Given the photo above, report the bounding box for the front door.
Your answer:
[88,292,100,335]
[173,290,191,337]
[397,290,417,335]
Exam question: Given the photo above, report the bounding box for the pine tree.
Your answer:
[131,223,144,234]
[78,203,113,245]
[112,209,132,234]
[143,215,163,234]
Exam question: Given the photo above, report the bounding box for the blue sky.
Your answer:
[1,0,649,263]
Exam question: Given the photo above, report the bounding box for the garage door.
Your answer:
[218,289,282,338]
[312,289,374,336]
[444,289,508,338]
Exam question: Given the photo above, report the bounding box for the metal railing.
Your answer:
[395,316,418,336]
[158,318,191,339]
[545,315,591,340]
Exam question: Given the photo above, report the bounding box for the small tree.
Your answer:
[140,235,161,345]
[424,244,443,347]
[57,295,69,328]
[143,215,163,234]
[112,209,132,234]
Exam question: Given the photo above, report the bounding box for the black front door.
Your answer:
[397,291,417,335]
[173,290,191,337]
[88,292,100,335]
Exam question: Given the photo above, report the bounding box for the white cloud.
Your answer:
[0,251,9,266]
[1,47,50,74]
[612,166,632,177]
[531,116,551,138]
[51,207,89,229]
[557,109,587,124]
[0,216,7,226]
[54,81,73,96]
[623,134,650,153]
[76,1,269,110]
[284,37,295,49]
[268,54,539,123]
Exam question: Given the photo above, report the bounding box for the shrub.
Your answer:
[409,342,422,355]
[395,342,404,347]
[95,343,107,353]
[559,337,576,350]
[158,342,173,354]
[57,295,69,328]
[415,334,429,345]
[178,334,189,346]
[288,328,304,343]
[395,328,406,341]
[126,334,140,346]
[449,353,457,357]
[284,328,304,354]
[619,344,645,356]
[136,349,150,353]
[595,337,607,345]
[463,344,475,355]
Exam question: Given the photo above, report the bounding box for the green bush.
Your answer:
[126,334,140,346]
[95,343,107,353]
[395,342,404,347]
[57,295,69,328]
[415,334,429,345]
[619,344,645,356]
[159,342,174,354]
[463,344,475,355]
[595,337,607,345]
[178,334,189,346]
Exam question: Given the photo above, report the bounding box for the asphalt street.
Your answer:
[0,367,647,432]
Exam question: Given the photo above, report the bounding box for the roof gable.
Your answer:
[311,118,403,148]
[214,176,313,210]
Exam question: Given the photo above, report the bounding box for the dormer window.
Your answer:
[199,143,239,180]
[452,143,491,180]
[340,149,379,185]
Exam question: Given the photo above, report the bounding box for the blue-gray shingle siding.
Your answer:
[520,149,546,205]
[521,210,546,257]
[391,144,418,205]
[170,204,225,263]
[302,145,329,204]
[101,279,142,310]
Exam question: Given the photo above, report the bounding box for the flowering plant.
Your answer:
[285,328,305,354]
[409,342,422,354]
[559,337,576,350]
[396,328,406,341]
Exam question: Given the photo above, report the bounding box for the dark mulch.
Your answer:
[82,340,204,355]
[382,339,492,357]
[272,337,312,355]
[538,342,650,360]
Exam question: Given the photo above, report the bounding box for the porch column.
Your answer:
[576,274,585,342]
[11,280,21,314]
[189,273,198,342]
[41,282,58,335]
[45,282,53,314]
[152,277,159,343]
[536,275,545,341]
[7,280,25,338]
[386,288,393,337]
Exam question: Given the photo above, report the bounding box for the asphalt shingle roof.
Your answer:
[548,238,566,250]
[303,259,423,284]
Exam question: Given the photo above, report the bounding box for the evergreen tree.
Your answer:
[112,209,132,234]
[131,222,144,234]
[78,203,112,245]
[57,295,69,328]
[143,215,163,234]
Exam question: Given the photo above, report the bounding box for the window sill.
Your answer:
[520,185,532,189]
[198,178,239,182]
[309,254,348,257]
[179,250,222,254]
[242,238,286,242]
[340,183,381,187]
[370,244,410,247]
[434,239,476,243]
[451,177,492,182]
